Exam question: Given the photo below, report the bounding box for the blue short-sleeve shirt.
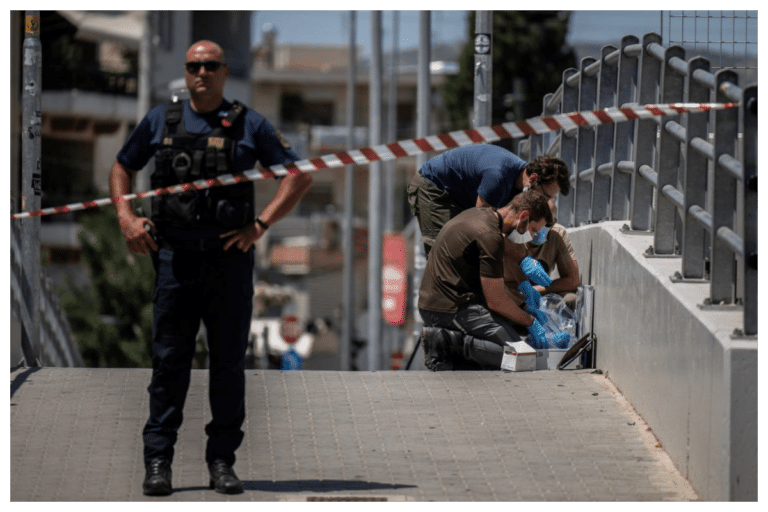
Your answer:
[419,144,528,209]
[117,99,300,172]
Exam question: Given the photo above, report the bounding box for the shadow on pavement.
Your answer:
[10,366,41,399]
[242,479,417,493]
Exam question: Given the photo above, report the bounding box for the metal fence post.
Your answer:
[710,69,739,304]
[610,36,640,221]
[741,85,757,335]
[653,44,686,255]
[574,57,597,226]
[558,68,579,228]
[680,57,711,279]
[629,33,662,231]
[20,11,42,367]
[591,45,618,223]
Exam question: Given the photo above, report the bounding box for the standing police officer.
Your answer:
[109,40,311,496]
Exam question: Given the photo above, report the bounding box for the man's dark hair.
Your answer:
[525,156,570,196]
[508,189,553,225]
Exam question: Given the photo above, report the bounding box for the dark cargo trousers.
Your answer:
[419,304,525,368]
[407,172,465,256]
[144,244,254,466]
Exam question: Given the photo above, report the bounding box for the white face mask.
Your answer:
[507,217,533,244]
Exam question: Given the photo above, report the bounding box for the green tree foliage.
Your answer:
[58,207,154,367]
[442,11,577,129]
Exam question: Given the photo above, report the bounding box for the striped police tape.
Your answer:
[11,102,737,220]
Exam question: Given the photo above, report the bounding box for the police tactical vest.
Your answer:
[151,99,254,235]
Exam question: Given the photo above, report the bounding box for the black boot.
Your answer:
[143,457,172,496]
[208,460,244,494]
[421,327,453,371]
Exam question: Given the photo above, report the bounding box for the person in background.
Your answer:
[407,144,570,256]
[417,190,553,371]
[504,200,580,311]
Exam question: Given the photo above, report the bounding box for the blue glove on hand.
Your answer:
[546,332,571,349]
[519,256,552,287]
[525,304,548,326]
[526,318,547,348]
[518,280,542,309]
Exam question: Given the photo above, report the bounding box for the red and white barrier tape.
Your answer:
[11,102,737,220]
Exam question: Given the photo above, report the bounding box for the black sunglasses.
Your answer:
[185,61,224,73]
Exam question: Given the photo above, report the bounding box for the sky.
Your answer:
[250,10,666,58]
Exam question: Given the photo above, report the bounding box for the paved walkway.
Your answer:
[10,367,698,501]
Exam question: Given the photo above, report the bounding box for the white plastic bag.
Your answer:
[539,294,576,347]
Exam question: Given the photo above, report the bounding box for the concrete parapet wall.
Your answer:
[567,221,757,501]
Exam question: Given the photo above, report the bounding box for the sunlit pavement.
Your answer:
[11,367,698,501]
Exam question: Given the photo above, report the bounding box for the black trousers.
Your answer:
[419,304,525,368]
[144,245,254,466]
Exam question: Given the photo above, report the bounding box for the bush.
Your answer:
[58,206,154,367]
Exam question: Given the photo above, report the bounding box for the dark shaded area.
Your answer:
[10,366,42,398]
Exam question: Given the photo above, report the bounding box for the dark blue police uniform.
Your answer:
[117,98,299,467]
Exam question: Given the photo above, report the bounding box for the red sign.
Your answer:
[382,233,407,326]
[280,315,303,344]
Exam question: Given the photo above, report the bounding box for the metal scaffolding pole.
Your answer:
[341,11,357,371]
[20,11,42,366]
[473,11,492,128]
[367,11,384,371]
[408,11,431,369]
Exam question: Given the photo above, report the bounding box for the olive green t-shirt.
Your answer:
[418,207,505,313]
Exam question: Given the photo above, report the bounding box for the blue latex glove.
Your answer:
[518,280,541,309]
[519,256,552,287]
[525,304,548,326]
[546,332,571,349]
[526,318,547,348]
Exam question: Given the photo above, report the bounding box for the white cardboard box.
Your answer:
[501,341,536,372]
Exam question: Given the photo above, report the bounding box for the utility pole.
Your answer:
[341,11,357,371]
[20,10,42,366]
[367,11,383,371]
[473,11,492,128]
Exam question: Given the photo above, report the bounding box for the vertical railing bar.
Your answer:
[709,69,739,304]
[628,33,663,231]
[653,44,686,255]
[680,56,712,279]
[740,85,757,335]
[574,56,598,226]
[610,35,640,220]
[591,45,618,223]
[558,68,580,228]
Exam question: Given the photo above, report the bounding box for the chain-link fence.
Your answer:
[662,10,757,84]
